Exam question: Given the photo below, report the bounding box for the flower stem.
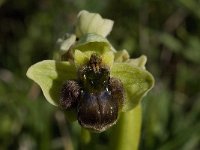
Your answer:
[110,104,142,150]
[81,128,91,145]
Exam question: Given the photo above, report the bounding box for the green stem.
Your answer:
[110,104,142,150]
[81,128,91,144]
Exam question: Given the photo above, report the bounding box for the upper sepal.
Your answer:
[76,10,114,38]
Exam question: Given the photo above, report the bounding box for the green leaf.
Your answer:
[183,36,200,64]
[111,63,154,111]
[159,33,182,53]
[26,60,77,106]
[75,10,114,37]
[74,33,115,53]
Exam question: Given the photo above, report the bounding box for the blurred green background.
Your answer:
[0,0,200,150]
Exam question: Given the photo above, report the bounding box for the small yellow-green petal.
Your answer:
[114,50,130,62]
[57,34,76,55]
[60,34,76,53]
[126,55,147,69]
[26,60,77,106]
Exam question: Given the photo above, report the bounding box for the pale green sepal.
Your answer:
[74,50,90,68]
[76,10,114,38]
[26,60,77,106]
[74,33,115,53]
[114,50,130,62]
[111,63,154,111]
[126,55,147,69]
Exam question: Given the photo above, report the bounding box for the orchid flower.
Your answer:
[26,10,154,150]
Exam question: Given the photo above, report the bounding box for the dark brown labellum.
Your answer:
[60,53,124,132]
[77,77,124,132]
[60,80,80,109]
[77,90,118,132]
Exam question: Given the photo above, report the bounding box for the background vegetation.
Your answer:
[0,0,200,149]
